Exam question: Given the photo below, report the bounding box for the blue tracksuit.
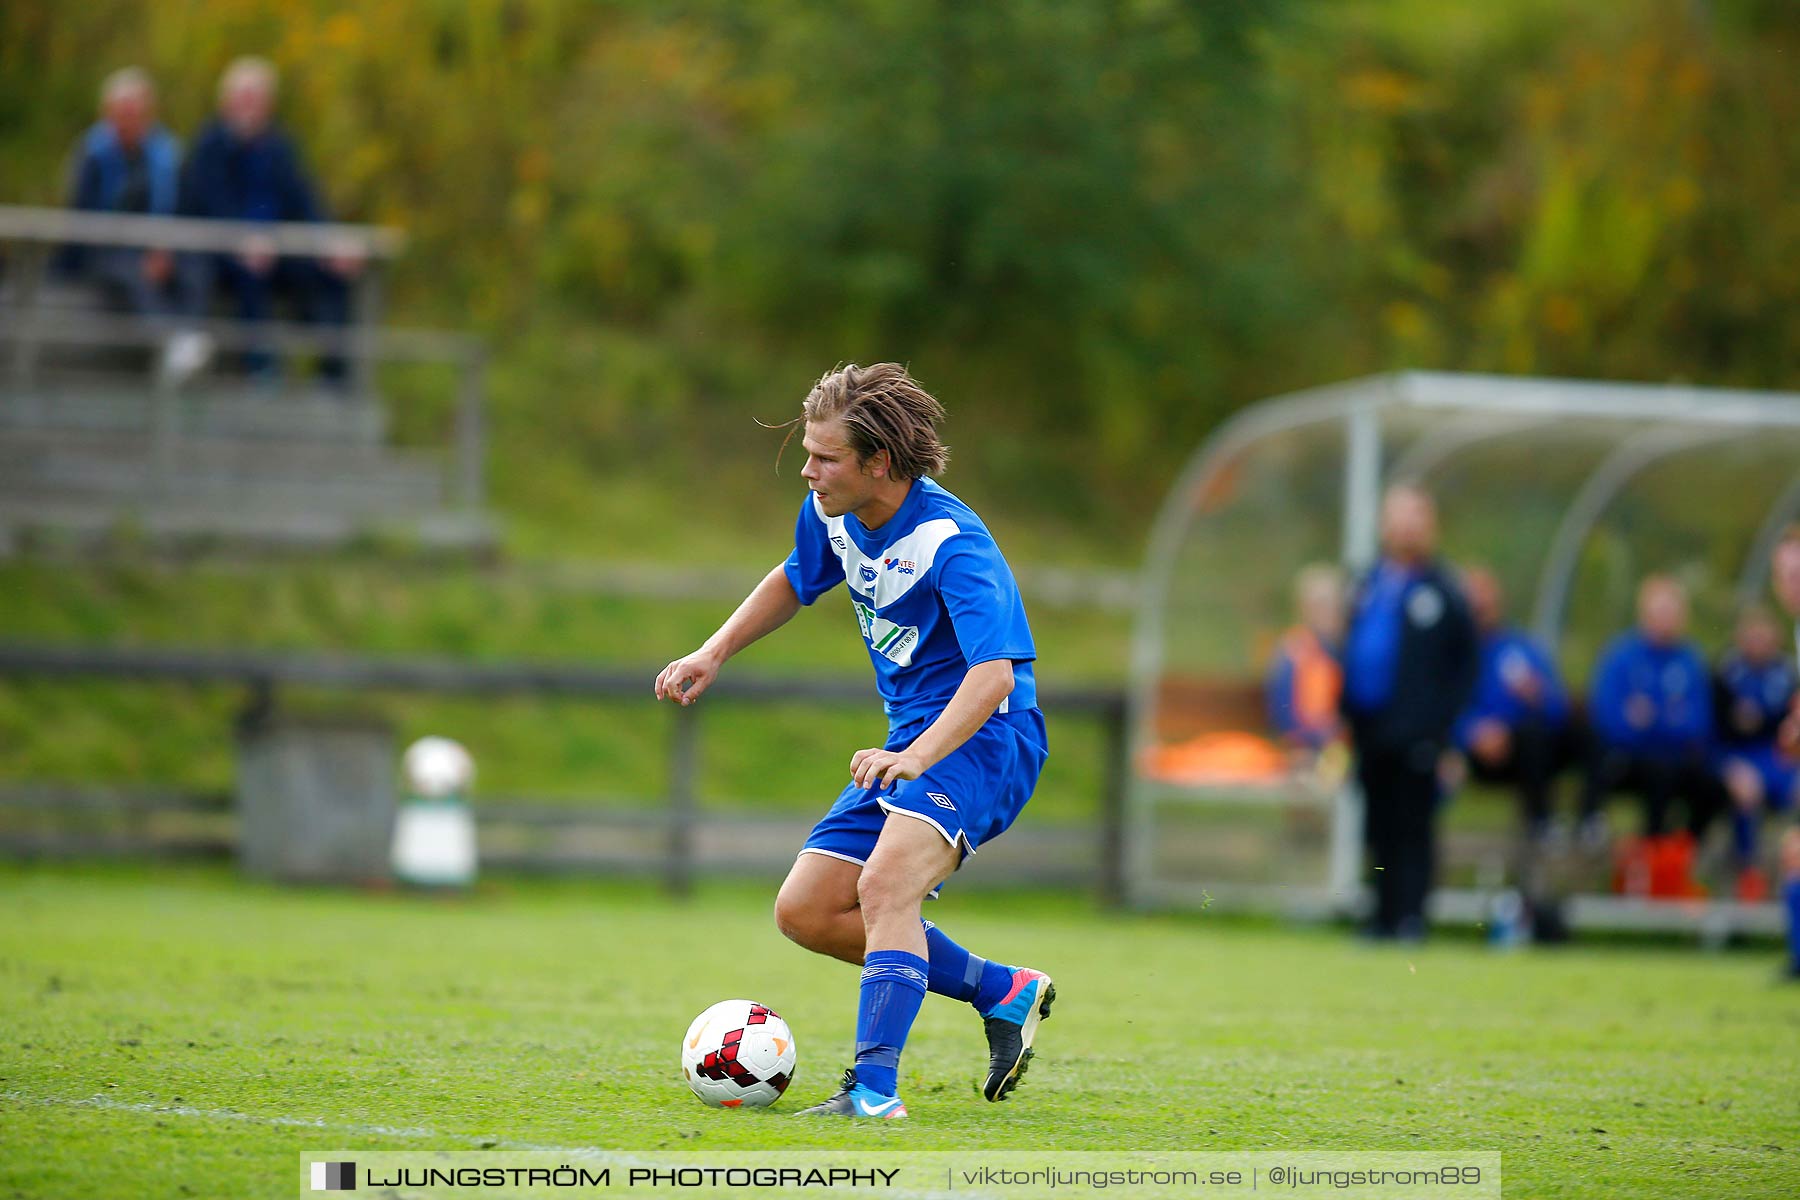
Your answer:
[1455,628,1569,751]
[1714,652,1799,862]
[1588,632,1711,759]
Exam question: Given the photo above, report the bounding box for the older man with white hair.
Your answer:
[65,68,203,320]
[179,56,357,383]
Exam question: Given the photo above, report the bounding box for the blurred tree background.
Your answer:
[2,0,1797,560]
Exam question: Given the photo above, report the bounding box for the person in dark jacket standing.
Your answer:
[1342,484,1478,940]
[179,56,358,381]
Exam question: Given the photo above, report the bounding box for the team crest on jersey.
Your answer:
[1407,585,1443,628]
[858,564,878,584]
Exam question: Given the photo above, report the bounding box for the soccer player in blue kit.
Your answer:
[654,363,1055,1118]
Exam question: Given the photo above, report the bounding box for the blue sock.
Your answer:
[1784,878,1800,971]
[921,919,1016,1011]
[854,950,928,1097]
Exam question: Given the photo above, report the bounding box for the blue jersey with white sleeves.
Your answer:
[782,477,1038,732]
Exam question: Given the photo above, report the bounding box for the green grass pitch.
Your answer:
[2,863,1796,1199]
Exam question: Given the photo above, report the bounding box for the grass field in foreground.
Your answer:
[3,864,1798,1200]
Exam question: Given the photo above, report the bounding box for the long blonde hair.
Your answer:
[776,363,950,480]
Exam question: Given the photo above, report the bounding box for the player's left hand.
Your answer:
[850,747,925,791]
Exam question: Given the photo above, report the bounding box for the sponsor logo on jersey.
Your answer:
[883,558,917,575]
[881,626,919,663]
[853,600,921,666]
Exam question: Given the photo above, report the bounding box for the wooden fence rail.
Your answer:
[0,642,1131,901]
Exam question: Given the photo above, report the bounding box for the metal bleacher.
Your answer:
[0,205,493,552]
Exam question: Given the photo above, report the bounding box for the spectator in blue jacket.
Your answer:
[1579,575,1720,844]
[1713,605,1798,898]
[179,56,359,381]
[63,68,204,319]
[1342,484,1479,941]
[1455,565,1578,843]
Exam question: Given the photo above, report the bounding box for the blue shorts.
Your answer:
[800,707,1048,893]
[1717,744,1800,811]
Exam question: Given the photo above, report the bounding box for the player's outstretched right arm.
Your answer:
[654,564,801,706]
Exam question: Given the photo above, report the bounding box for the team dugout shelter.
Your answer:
[1126,371,1800,939]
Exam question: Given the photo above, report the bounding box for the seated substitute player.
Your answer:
[1579,575,1718,846]
[1712,605,1798,900]
[654,363,1054,1119]
[1264,563,1346,759]
[1455,565,1578,843]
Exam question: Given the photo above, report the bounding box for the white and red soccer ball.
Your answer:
[680,999,796,1108]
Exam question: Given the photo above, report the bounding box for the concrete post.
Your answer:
[236,714,397,883]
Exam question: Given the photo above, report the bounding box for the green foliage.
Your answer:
[1268,0,1800,387]
[5,865,1798,1198]
[9,1,1796,543]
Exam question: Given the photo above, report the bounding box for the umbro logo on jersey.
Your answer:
[926,792,956,811]
[831,536,848,551]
